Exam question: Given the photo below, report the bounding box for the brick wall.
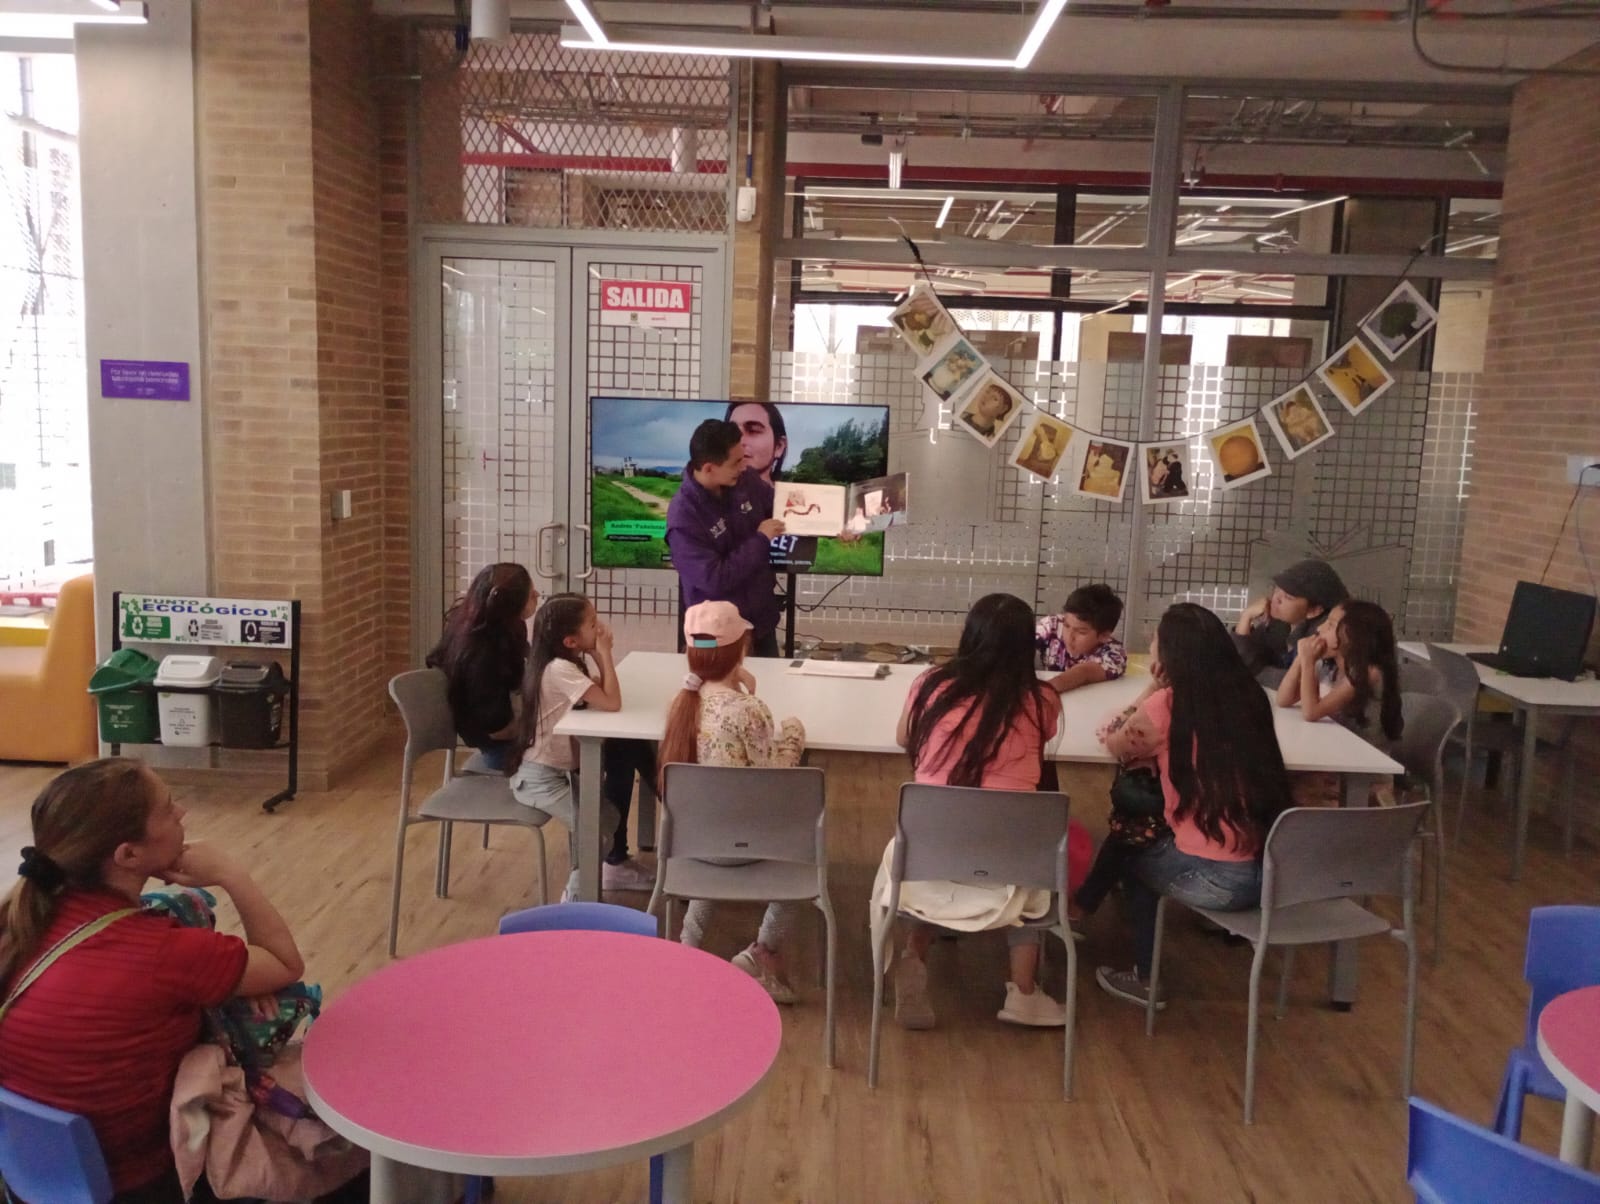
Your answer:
[197,0,408,786]
[1455,43,1600,834]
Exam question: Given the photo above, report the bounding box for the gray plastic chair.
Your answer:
[1426,643,1525,841]
[387,669,551,957]
[1146,802,1429,1124]
[1398,660,1447,698]
[648,763,837,1068]
[868,784,1078,1099]
[1397,692,1461,964]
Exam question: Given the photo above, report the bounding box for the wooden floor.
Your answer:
[1,747,1596,1203]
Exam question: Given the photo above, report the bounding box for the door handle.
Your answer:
[534,523,562,579]
[574,523,594,580]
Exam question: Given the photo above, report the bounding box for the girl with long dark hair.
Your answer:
[426,562,537,772]
[0,759,307,1202]
[506,594,658,899]
[877,593,1078,1032]
[1095,603,1292,1009]
[1276,599,1404,752]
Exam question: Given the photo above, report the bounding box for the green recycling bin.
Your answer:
[88,648,160,744]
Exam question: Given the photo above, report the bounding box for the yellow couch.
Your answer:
[0,573,98,764]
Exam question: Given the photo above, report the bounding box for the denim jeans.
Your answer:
[1122,833,1262,977]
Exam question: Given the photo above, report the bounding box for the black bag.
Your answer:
[1108,764,1169,850]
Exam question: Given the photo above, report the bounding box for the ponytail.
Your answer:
[654,639,748,793]
[0,759,158,985]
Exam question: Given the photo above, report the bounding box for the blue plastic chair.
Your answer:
[1409,1097,1600,1202]
[0,1085,113,1204]
[1493,906,1600,1141]
[465,902,662,1204]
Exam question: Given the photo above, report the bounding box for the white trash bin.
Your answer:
[154,655,223,747]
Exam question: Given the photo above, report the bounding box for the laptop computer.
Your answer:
[1466,580,1597,680]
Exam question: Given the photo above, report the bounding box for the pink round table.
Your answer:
[1537,984,1600,1167]
[302,930,782,1204]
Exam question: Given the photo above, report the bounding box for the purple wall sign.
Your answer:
[100,359,190,401]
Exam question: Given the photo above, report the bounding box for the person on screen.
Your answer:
[666,419,786,657]
[725,402,788,484]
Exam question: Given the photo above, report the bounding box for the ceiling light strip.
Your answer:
[560,29,1014,68]
[564,0,607,46]
[1014,0,1068,69]
[935,197,954,229]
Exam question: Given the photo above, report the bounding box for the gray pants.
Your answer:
[510,762,620,896]
[680,894,806,956]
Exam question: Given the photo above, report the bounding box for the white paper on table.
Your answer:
[774,482,846,537]
[786,660,886,679]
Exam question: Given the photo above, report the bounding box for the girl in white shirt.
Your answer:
[508,593,627,901]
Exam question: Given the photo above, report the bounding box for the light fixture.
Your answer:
[1271,195,1348,221]
[564,0,607,45]
[935,196,953,229]
[0,1,147,37]
[470,0,509,42]
[887,141,905,191]
[561,0,1071,70]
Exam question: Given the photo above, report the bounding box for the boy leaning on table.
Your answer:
[1035,584,1129,695]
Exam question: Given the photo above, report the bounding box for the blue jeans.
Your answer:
[1123,833,1262,977]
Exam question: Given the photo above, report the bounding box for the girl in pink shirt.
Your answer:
[1093,603,1291,1010]
[880,593,1076,1031]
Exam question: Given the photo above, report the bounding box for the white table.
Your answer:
[556,653,1400,1005]
[1399,641,1600,878]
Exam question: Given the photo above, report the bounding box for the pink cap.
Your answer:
[683,601,753,649]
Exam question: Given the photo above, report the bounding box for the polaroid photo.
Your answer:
[889,286,957,357]
[1360,280,1439,361]
[1262,384,1335,459]
[775,482,846,537]
[1208,416,1272,492]
[917,335,987,404]
[952,371,1026,448]
[846,472,909,534]
[1316,336,1396,417]
[1009,412,1076,483]
[1073,436,1135,504]
[1138,443,1193,506]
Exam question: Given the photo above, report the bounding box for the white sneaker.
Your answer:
[601,858,655,892]
[892,956,935,1030]
[997,982,1068,1027]
[732,947,798,1004]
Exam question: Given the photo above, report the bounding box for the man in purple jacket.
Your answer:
[666,419,786,656]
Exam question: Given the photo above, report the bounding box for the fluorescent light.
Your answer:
[564,0,607,45]
[559,27,1013,67]
[935,196,953,229]
[1014,0,1068,69]
[1272,195,1348,221]
[888,149,903,191]
[89,0,119,9]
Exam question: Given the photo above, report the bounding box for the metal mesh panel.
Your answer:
[583,261,707,619]
[441,257,559,610]
[417,29,731,232]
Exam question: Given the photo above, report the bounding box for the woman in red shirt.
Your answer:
[0,759,305,1203]
[1094,603,1292,1010]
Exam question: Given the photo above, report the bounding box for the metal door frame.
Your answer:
[412,229,730,665]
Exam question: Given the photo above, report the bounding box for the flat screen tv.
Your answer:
[589,397,891,576]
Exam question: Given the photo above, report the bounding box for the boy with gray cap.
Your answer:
[1233,558,1348,679]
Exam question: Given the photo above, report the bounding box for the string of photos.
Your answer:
[887,258,1440,508]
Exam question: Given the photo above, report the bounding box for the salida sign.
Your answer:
[598,280,694,330]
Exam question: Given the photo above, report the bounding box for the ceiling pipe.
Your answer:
[1406,0,1600,75]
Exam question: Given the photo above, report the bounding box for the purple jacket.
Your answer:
[665,468,780,637]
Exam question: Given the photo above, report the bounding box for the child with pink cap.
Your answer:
[656,600,807,1002]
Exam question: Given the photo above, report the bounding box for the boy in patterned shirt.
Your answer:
[1035,584,1128,694]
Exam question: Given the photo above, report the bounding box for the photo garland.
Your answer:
[884,277,1431,506]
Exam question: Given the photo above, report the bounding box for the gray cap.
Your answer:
[1272,559,1348,611]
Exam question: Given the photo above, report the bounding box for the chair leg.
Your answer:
[1061,926,1078,1101]
[1275,947,1294,1021]
[649,1153,664,1204]
[1145,897,1168,1038]
[1429,825,1445,966]
[1562,738,1578,857]
[1244,939,1269,1125]
[387,819,411,959]
[1456,727,1474,846]
[436,822,453,898]
[819,896,838,1070]
[1402,910,1419,1100]
[1494,1065,1528,1140]
[532,826,549,906]
[867,906,891,1088]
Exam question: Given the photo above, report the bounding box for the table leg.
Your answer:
[370,1156,459,1204]
[1558,1094,1595,1167]
[577,735,603,902]
[661,1142,695,1204]
[1327,772,1380,1009]
[1512,706,1539,881]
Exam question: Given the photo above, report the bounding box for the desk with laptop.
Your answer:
[1400,580,1600,878]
